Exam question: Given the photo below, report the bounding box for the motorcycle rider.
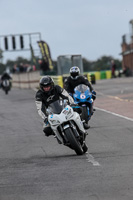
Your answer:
[0,71,12,89]
[35,76,89,138]
[64,66,96,127]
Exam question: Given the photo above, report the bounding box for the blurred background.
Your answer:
[0,0,133,78]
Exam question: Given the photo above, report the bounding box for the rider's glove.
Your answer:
[70,104,82,114]
[44,117,49,125]
[92,90,96,100]
[70,103,78,108]
[69,93,73,97]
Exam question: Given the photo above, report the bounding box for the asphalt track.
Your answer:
[0,77,133,200]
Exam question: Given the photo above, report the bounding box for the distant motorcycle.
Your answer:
[46,99,88,155]
[73,84,94,124]
[1,79,11,94]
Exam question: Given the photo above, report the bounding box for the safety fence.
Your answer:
[12,70,115,89]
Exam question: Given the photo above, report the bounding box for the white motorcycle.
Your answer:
[46,99,88,155]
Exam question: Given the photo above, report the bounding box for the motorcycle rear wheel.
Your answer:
[64,128,83,155]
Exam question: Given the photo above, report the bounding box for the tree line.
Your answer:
[83,56,122,72]
[0,55,122,74]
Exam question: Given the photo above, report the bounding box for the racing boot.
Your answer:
[43,126,55,137]
[83,122,90,129]
[82,142,88,153]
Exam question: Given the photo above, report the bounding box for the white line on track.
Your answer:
[86,153,101,166]
[95,107,133,122]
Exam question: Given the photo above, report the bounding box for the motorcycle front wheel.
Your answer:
[5,90,8,95]
[81,106,89,123]
[64,128,83,155]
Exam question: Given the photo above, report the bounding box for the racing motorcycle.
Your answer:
[46,99,88,155]
[73,84,93,124]
[1,79,11,94]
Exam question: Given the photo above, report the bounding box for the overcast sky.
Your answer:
[1,0,133,63]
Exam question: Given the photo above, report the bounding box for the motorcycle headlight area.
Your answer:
[64,108,73,119]
[80,94,86,99]
[49,119,60,125]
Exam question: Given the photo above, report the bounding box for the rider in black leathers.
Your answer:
[64,66,96,128]
[35,76,89,137]
[0,71,12,89]
[64,66,95,97]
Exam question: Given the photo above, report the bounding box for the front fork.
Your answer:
[69,121,85,143]
[57,122,85,145]
[82,103,93,119]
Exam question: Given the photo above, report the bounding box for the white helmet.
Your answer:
[70,66,80,79]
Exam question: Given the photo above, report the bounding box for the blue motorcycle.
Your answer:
[73,84,93,124]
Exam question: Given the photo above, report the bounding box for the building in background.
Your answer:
[121,20,133,75]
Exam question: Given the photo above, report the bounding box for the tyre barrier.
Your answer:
[90,74,96,84]
[100,71,106,79]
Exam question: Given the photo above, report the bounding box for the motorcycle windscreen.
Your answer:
[47,100,67,114]
[74,84,90,93]
[3,80,10,87]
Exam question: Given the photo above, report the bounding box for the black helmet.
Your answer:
[70,66,80,79]
[40,76,54,93]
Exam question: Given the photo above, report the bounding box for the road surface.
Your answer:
[0,77,133,200]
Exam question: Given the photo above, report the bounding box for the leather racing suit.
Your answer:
[35,85,75,136]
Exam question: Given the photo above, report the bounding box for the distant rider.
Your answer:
[0,71,12,88]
